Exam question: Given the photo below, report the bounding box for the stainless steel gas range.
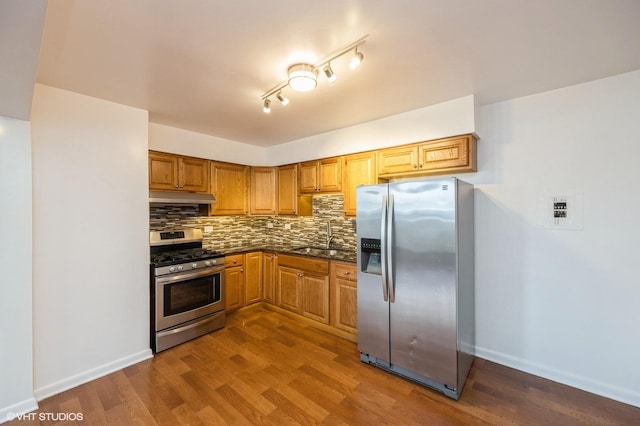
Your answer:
[150,229,225,352]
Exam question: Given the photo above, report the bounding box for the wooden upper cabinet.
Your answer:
[278,164,312,216]
[250,167,277,215]
[278,164,298,214]
[376,145,419,176]
[343,152,376,216]
[179,157,210,192]
[299,157,342,193]
[377,134,476,178]
[210,161,248,215]
[417,134,476,173]
[149,151,209,193]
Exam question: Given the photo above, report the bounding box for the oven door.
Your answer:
[155,265,225,331]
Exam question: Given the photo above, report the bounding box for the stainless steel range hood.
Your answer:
[149,190,216,205]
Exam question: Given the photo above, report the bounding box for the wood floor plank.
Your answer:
[22,306,640,425]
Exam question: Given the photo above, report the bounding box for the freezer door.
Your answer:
[356,184,390,362]
[388,179,458,387]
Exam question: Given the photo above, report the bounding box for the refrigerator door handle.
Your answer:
[380,195,389,302]
[387,194,396,303]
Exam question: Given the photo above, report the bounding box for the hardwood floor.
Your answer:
[19,306,640,425]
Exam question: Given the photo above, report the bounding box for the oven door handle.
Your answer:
[156,266,224,285]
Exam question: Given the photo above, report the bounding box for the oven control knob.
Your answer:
[177,265,183,272]
[204,260,212,267]
[192,263,198,269]
[169,266,175,273]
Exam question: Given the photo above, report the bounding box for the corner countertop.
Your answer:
[216,245,357,263]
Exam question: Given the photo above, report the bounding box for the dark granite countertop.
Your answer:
[217,245,356,263]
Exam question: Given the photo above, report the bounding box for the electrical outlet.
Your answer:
[284,223,291,230]
[204,226,214,233]
[266,222,273,229]
[541,193,583,230]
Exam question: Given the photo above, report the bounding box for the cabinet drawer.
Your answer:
[333,262,357,281]
[225,254,244,267]
[277,254,329,275]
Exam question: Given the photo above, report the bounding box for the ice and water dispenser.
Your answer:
[360,238,382,275]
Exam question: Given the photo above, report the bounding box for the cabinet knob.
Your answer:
[344,271,350,275]
[412,164,418,169]
[418,163,423,168]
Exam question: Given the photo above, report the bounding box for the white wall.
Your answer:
[0,117,37,421]
[149,122,266,165]
[30,85,152,400]
[265,95,476,165]
[470,70,640,407]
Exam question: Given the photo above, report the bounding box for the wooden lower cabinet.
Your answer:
[330,261,358,335]
[244,251,262,305]
[225,254,245,312]
[275,254,330,324]
[263,253,277,304]
[301,272,330,324]
[277,266,301,313]
[225,252,263,312]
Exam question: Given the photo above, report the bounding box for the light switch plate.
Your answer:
[541,192,583,230]
[204,226,214,233]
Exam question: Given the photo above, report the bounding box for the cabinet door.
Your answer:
[149,151,179,190]
[225,265,244,312]
[277,164,298,214]
[210,162,248,215]
[179,157,209,192]
[376,145,419,175]
[263,253,276,304]
[301,273,330,324]
[250,167,277,215]
[318,157,342,192]
[298,161,319,193]
[343,152,376,216]
[244,251,263,305]
[417,135,475,173]
[277,266,301,313]
[333,276,357,334]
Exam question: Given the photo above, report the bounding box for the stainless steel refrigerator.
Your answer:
[356,178,474,399]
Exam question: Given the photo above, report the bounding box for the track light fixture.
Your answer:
[323,64,336,83]
[349,48,364,70]
[276,91,289,105]
[261,35,368,112]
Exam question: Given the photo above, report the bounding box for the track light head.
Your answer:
[323,64,337,83]
[349,49,364,70]
[276,91,289,105]
[263,98,271,113]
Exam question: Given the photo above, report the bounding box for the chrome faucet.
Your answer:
[325,219,334,249]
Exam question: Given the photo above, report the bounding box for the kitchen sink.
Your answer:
[290,247,352,257]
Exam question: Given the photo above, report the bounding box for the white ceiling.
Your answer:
[3,1,640,147]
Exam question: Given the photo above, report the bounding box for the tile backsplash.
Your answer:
[150,195,356,252]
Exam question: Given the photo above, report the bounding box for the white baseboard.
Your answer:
[34,349,153,401]
[0,398,38,424]
[474,345,640,409]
